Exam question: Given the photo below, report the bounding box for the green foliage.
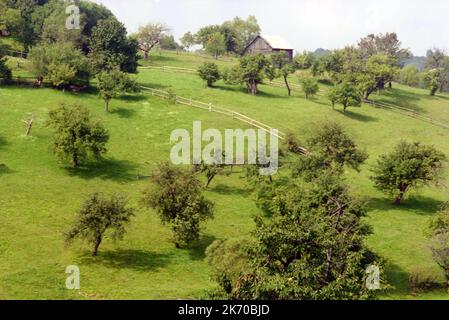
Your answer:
[46,103,109,167]
[65,192,134,256]
[294,51,316,70]
[0,57,12,82]
[293,122,368,180]
[159,35,180,50]
[399,65,420,87]
[215,172,379,300]
[271,52,296,96]
[97,69,138,112]
[425,69,442,96]
[88,17,138,73]
[427,205,449,287]
[205,32,226,59]
[372,141,446,205]
[328,82,362,112]
[180,32,195,50]
[142,162,214,248]
[300,77,319,99]
[205,238,251,297]
[227,54,270,95]
[198,62,221,87]
[28,42,89,87]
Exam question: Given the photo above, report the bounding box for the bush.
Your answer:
[409,267,442,293]
[198,62,221,87]
[300,77,319,99]
[0,59,12,83]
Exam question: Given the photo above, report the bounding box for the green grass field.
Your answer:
[1,50,449,299]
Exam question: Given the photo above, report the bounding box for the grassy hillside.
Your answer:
[1,50,449,299]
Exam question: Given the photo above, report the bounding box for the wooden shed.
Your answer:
[243,34,294,61]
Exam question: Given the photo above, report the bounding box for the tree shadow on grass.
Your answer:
[384,261,411,294]
[336,110,378,122]
[118,94,147,103]
[80,249,172,271]
[65,158,138,182]
[211,183,252,197]
[368,195,444,216]
[0,136,8,148]
[110,107,137,119]
[187,234,217,261]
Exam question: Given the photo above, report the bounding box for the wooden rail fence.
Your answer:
[139,85,298,145]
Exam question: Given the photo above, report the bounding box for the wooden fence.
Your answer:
[139,85,300,145]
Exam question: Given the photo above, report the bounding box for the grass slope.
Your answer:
[1,50,449,299]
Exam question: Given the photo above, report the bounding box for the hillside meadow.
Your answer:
[1,50,449,299]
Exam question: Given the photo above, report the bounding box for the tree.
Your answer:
[211,172,379,300]
[97,70,137,112]
[358,54,399,99]
[0,46,11,82]
[198,62,221,87]
[226,54,270,95]
[372,141,446,205]
[328,82,362,112]
[159,35,180,51]
[427,205,449,288]
[425,49,449,93]
[399,65,420,87]
[293,122,368,180]
[271,52,296,96]
[425,69,441,96]
[294,51,316,70]
[134,22,170,60]
[180,32,195,51]
[205,32,226,59]
[221,16,261,55]
[300,77,319,99]
[65,192,134,256]
[142,162,214,248]
[28,42,90,88]
[46,103,109,168]
[88,17,138,73]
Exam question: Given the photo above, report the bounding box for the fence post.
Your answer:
[209,103,212,112]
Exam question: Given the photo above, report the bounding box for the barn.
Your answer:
[243,34,294,61]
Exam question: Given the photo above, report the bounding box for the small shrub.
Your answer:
[409,267,443,293]
[198,62,221,87]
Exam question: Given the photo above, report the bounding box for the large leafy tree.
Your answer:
[180,31,195,51]
[225,54,270,95]
[358,33,411,64]
[328,82,363,112]
[210,172,379,300]
[372,141,446,205]
[65,192,134,256]
[205,32,226,59]
[134,22,170,60]
[142,162,214,248]
[293,122,368,180]
[425,49,449,93]
[88,17,138,73]
[46,103,109,167]
[28,42,90,87]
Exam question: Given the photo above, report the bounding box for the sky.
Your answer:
[93,0,449,56]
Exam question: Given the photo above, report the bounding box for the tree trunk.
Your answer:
[72,153,79,168]
[144,50,149,60]
[395,184,408,205]
[283,75,291,96]
[104,99,109,113]
[343,105,347,113]
[205,175,215,188]
[92,235,102,256]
